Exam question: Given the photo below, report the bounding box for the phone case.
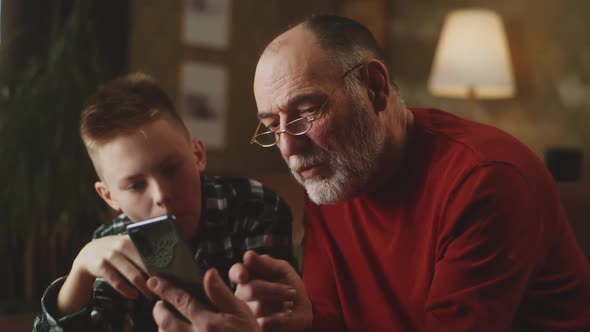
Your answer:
[126,215,214,310]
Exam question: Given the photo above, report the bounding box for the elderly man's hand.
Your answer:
[229,251,312,332]
[147,268,261,332]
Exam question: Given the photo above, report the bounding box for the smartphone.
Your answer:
[126,215,215,310]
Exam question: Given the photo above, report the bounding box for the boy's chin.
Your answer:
[174,214,199,236]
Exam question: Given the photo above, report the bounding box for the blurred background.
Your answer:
[0,0,588,329]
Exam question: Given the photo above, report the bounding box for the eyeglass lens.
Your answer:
[255,117,312,146]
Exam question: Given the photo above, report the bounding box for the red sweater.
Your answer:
[303,108,590,331]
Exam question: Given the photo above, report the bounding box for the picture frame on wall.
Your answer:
[182,0,232,49]
[180,61,228,150]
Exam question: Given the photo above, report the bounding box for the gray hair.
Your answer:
[299,15,398,93]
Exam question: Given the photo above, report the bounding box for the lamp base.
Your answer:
[463,87,492,124]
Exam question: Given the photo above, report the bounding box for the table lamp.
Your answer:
[428,9,516,118]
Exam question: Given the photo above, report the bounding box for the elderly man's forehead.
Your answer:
[264,24,314,54]
[261,26,331,65]
[257,54,331,80]
[257,36,337,81]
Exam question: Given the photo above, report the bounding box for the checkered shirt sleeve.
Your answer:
[33,175,295,332]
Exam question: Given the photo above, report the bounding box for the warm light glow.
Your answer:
[428,9,515,99]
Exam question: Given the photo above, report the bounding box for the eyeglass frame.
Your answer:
[250,61,366,148]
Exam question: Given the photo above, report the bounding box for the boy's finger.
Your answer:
[120,236,148,272]
[102,265,139,299]
[148,277,206,319]
[109,253,152,299]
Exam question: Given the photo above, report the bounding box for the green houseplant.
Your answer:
[0,0,112,306]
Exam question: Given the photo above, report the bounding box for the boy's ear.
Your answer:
[95,181,121,211]
[191,138,207,172]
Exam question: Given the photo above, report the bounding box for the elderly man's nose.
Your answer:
[277,131,307,158]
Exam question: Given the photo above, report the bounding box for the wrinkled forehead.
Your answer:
[254,48,338,112]
[253,28,340,114]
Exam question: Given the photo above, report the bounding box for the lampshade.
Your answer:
[428,9,515,99]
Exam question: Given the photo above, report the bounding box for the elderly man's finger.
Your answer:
[235,279,296,303]
[245,299,294,318]
[204,268,249,315]
[257,310,294,332]
[152,300,192,332]
[229,262,249,285]
[243,251,291,280]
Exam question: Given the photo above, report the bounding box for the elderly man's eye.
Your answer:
[266,121,280,131]
[301,106,321,117]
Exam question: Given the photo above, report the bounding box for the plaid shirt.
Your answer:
[33,175,295,332]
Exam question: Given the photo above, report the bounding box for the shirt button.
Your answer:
[90,308,103,322]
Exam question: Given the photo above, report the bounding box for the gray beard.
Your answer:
[288,90,386,205]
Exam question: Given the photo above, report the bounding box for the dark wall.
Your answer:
[0,0,131,308]
[129,0,340,176]
[0,0,129,75]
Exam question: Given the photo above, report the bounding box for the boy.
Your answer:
[33,73,295,331]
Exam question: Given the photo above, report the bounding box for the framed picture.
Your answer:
[182,0,232,49]
[180,61,228,149]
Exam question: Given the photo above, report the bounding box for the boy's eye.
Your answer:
[163,164,178,178]
[127,182,146,191]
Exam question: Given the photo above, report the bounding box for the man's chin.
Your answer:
[175,217,199,240]
[302,179,336,204]
[294,174,323,191]
[290,168,346,204]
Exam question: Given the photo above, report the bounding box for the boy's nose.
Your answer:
[153,181,172,208]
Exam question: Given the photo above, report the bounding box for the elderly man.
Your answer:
[233,14,590,332]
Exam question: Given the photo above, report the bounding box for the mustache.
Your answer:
[288,151,327,173]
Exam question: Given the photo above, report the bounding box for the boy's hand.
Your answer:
[57,235,152,315]
[229,251,312,332]
[73,235,152,298]
[148,268,261,332]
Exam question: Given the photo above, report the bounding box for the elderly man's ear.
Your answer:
[364,60,391,113]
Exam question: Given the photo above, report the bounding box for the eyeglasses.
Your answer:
[250,62,365,148]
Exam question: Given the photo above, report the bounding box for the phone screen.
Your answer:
[126,215,214,310]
